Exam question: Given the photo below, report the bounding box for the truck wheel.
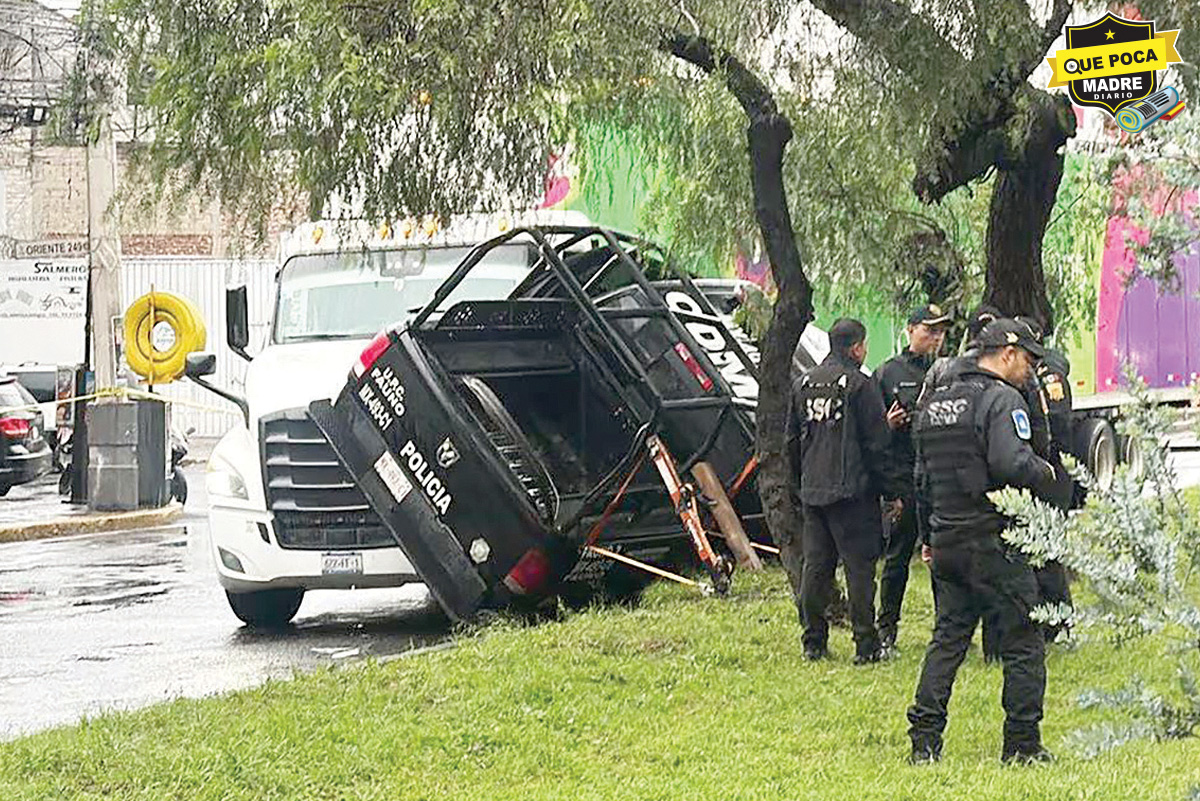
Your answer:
[225,588,304,628]
[458,376,558,523]
[1118,433,1145,481]
[1075,417,1116,492]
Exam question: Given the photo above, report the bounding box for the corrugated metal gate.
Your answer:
[122,258,276,438]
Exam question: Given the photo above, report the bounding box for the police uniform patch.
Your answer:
[1012,409,1032,440]
[1045,376,1065,402]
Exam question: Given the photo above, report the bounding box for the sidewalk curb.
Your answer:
[0,503,185,544]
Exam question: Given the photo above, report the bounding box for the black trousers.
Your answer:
[877,494,918,638]
[907,543,1046,749]
[982,560,1074,657]
[801,495,882,656]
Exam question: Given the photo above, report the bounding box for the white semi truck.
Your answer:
[187,214,582,626]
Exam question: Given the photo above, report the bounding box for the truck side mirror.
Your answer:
[185,352,217,378]
[226,286,251,361]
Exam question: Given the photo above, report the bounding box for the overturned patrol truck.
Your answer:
[309,226,764,621]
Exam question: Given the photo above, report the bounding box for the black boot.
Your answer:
[1001,731,1053,765]
[909,736,942,765]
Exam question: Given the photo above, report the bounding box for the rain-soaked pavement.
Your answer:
[0,464,452,740]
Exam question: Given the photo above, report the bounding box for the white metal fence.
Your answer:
[122,257,276,438]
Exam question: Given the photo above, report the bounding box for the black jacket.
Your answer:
[1037,347,1073,457]
[788,352,904,507]
[873,349,933,494]
[914,366,1058,549]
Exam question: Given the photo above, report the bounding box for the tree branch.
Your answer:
[807,0,965,93]
[1017,0,1071,84]
[659,30,778,120]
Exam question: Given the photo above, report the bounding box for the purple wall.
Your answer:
[1107,239,1200,390]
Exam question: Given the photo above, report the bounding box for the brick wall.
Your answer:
[1,133,304,258]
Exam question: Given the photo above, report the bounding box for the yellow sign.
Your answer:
[1047,30,1180,87]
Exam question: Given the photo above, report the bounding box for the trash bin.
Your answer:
[87,399,167,511]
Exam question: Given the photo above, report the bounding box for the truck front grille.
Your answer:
[260,409,394,550]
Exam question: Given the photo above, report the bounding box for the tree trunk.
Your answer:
[663,32,813,611]
[982,90,1075,333]
[749,113,813,611]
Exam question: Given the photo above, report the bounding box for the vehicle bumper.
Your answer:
[207,503,420,594]
[0,447,52,486]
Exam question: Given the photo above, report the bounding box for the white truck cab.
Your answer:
[191,212,588,626]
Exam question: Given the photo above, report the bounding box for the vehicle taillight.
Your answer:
[0,418,31,438]
[674,343,714,391]
[354,330,392,378]
[503,548,552,596]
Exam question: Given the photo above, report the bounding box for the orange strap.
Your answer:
[583,450,647,546]
[727,455,759,500]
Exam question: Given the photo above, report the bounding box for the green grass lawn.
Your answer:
[2,562,1198,800]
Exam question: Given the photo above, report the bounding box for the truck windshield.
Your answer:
[273,244,533,343]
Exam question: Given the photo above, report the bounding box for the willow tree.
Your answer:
[99,0,823,596]
[801,0,1076,331]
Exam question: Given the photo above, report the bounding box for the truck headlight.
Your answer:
[206,455,249,500]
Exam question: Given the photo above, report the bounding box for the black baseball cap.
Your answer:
[977,318,1045,359]
[908,303,951,327]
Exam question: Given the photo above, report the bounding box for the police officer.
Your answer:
[907,319,1059,764]
[873,304,950,650]
[794,318,904,664]
[920,311,1072,658]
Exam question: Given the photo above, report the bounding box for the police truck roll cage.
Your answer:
[413,224,758,503]
[310,224,764,618]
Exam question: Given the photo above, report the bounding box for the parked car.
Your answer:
[0,363,74,457]
[0,376,53,496]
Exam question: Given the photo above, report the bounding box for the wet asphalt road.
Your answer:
[0,464,451,740]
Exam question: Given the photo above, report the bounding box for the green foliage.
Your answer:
[1042,153,1108,345]
[994,377,1200,794]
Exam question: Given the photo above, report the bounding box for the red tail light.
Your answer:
[674,343,714,391]
[503,548,552,595]
[0,418,31,438]
[354,330,392,378]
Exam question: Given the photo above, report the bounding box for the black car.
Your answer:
[0,376,53,496]
[310,226,763,621]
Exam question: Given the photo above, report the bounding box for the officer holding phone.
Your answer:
[873,303,950,651]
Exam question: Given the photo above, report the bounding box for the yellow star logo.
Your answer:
[1105,29,1115,40]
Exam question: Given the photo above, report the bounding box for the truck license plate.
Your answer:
[321,552,363,575]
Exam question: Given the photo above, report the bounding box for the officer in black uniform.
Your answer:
[794,318,904,664]
[907,319,1060,765]
[925,310,1069,657]
[873,304,950,650]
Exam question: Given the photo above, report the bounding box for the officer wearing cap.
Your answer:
[793,318,905,664]
[907,318,1060,765]
[873,304,949,651]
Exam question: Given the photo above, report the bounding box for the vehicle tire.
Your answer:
[225,588,305,628]
[0,484,9,497]
[1118,433,1145,481]
[170,467,188,504]
[458,376,558,523]
[1074,417,1116,492]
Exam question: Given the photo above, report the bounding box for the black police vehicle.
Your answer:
[309,226,762,621]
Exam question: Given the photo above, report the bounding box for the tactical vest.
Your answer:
[915,377,993,522]
[797,361,866,505]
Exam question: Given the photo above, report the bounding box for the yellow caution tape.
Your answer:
[124,290,208,384]
[0,386,239,417]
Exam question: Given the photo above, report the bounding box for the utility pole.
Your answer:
[86,110,121,390]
